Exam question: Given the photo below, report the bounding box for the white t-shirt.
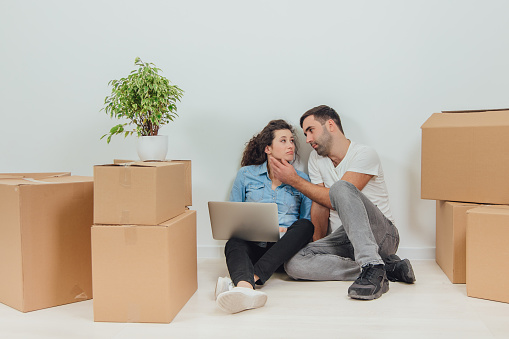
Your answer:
[308,141,395,232]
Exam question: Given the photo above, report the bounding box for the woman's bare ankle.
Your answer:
[236,281,254,289]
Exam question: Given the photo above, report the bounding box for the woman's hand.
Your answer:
[279,227,287,233]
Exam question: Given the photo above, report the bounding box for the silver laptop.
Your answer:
[208,201,279,242]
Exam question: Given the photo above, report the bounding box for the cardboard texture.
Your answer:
[113,159,192,206]
[91,210,197,323]
[436,201,483,283]
[94,161,186,225]
[0,173,93,312]
[421,109,509,204]
[466,206,509,304]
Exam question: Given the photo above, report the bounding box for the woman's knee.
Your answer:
[288,219,314,237]
[224,237,247,256]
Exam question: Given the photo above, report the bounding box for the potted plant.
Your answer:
[101,57,184,161]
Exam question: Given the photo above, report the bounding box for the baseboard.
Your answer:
[197,245,436,260]
[197,246,225,259]
[396,247,435,260]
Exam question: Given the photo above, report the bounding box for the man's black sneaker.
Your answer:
[348,264,389,300]
[383,254,416,283]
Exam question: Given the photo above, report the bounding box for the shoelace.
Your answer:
[358,265,380,283]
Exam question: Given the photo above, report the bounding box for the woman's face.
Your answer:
[265,129,295,162]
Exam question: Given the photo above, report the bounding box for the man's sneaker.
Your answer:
[383,254,416,283]
[348,264,389,300]
[215,276,234,300]
[216,287,268,313]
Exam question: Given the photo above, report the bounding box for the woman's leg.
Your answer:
[224,237,265,288]
[253,218,314,284]
[219,238,269,313]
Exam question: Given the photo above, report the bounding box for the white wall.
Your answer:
[2,0,509,259]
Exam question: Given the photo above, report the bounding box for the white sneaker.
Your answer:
[216,287,268,314]
[214,276,234,300]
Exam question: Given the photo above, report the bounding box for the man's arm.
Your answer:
[311,197,329,241]
[270,159,375,206]
[341,171,373,191]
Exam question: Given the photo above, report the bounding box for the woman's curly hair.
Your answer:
[241,119,298,167]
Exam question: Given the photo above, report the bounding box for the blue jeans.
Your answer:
[225,218,314,287]
[284,180,399,281]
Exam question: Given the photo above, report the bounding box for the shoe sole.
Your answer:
[216,290,267,313]
[348,279,390,301]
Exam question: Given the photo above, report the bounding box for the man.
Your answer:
[269,105,415,300]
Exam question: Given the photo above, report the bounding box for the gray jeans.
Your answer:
[284,180,399,281]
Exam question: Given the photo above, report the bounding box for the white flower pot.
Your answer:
[137,135,168,161]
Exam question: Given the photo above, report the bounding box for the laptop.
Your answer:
[208,201,280,242]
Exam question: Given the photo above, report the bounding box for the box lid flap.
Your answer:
[0,173,88,186]
[42,176,93,183]
[0,172,70,179]
[467,205,509,216]
[113,159,191,164]
[422,110,509,129]
[0,172,71,185]
[97,161,179,168]
[441,108,509,113]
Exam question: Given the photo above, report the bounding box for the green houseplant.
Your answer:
[101,57,184,160]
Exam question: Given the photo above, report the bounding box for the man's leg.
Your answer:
[329,180,399,300]
[329,180,399,266]
[284,226,361,281]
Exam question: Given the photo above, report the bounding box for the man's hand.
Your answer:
[270,157,333,209]
[269,157,299,185]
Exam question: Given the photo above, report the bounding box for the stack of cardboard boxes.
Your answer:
[421,109,509,304]
[91,160,197,323]
[0,173,94,312]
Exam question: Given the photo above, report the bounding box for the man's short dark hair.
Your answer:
[300,105,344,135]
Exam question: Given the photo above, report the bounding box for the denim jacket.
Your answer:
[229,162,312,228]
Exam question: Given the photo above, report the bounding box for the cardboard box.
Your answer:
[94,161,186,225]
[0,173,93,312]
[421,109,509,204]
[92,210,197,323]
[466,205,509,303]
[436,201,483,283]
[114,159,192,206]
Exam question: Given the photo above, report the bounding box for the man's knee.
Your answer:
[283,258,300,280]
[329,180,359,205]
[284,251,308,280]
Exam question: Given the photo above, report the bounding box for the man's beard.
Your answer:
[314,128,332,157]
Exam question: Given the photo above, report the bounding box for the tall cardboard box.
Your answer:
[436,201,482,283]
[94,161,186,225]
[113,159,192,206]
[466,206,509,303]
[92,209,197,323]
[0,173,93,312]
[421,109,509,204]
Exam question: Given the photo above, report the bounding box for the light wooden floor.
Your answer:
[1,259,509,339]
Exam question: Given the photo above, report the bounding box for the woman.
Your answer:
[215,119,314,314]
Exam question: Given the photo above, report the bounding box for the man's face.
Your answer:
[302,116,332,157]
